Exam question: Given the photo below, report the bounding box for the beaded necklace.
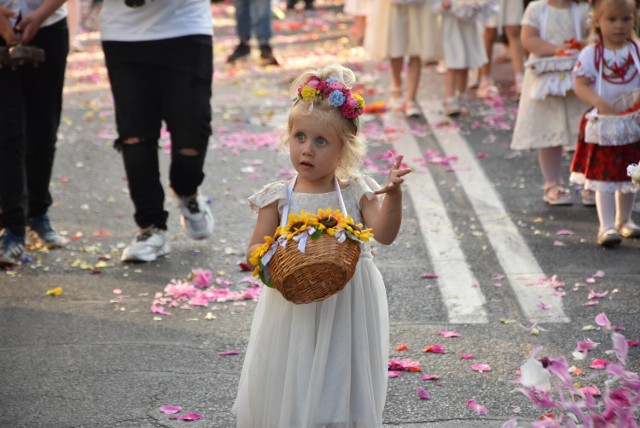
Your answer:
[594,41,640,84]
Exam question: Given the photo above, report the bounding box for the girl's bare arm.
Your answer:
[246,201,280,264]
[361,155,412,245]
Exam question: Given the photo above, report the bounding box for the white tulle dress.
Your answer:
[232,175,390,428]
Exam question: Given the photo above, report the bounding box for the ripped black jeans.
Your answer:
[102,35,213,230]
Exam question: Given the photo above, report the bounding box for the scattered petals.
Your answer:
[471,363,491,372]
[420,273,439,279]
[595,313,611,330]
[556,229,574,236]
[388,359,422,372]
[589,359,613,369]
[46,287,63,296]
[394,344,409,351]
[417,387,431,400]
[467,398,488,414]
[438,330,460,338]
[422,374,440,380]
[159,405,182,415]
[423,344,447,354]
[218,349,239,356]
[169,413,202,421]
[460,354,475,360]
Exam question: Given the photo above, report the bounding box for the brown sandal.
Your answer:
[543,183,573,205]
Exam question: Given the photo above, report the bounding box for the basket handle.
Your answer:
[281,176,348,227]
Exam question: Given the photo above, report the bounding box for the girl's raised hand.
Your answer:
[374,155,412,196]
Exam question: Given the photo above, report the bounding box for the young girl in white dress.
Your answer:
[570,0,640,246]
[431,0,489,116]
[365,0,441,117]
[510,0,590,205]
[232,64,412,427]
[478,0,526,98]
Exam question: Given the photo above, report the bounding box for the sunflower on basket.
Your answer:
[250,208,373,287]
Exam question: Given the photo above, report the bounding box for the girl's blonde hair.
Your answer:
[589,0,640,40]
[279,64,367,180]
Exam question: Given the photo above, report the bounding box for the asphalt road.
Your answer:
[1,3,639,428]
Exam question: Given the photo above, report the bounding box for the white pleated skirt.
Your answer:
[232,256,389,428]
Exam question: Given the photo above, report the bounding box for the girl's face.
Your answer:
[288,110,343,190]
[595,1,636,49]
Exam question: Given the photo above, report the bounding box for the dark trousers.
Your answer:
[0,19,69,236]
[102,36,213,230]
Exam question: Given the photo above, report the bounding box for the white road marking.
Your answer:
[421,100,569,323]
[382,112,488,324]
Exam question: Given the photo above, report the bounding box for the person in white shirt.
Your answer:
[100,0,216,263]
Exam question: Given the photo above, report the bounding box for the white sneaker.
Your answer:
[121,227,170,262]
[178,194,214,240]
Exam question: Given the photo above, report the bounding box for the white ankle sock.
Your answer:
[596,191,616,231]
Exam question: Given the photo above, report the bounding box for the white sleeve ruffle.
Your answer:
[349,174,383,208]
[247,181,288,214]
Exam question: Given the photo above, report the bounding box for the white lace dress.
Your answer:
[511,1,590,150]
[232,175,390,428]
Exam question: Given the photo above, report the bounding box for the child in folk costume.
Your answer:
[365,0,442,117]
[511,0,590,205]
[232,64,412,427]
[570,0,640,246]
[431,0,491,116]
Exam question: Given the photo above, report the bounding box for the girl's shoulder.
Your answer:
[346,174,383,205]
[248,180,289,212]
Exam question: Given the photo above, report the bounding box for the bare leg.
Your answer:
[455,69,467,96]
[538,146,563,186]
[405,56,421,103]
[480,27,497,82]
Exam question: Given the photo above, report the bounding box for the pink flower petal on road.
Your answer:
[556,229,574,236]
[170,413,202,421]
[553,240,566,247]
[460,354,475,360]
[438,330,460,338]
[423,344,447,354]
[593,270,605,278]
[595,313,611,330]
[584,301,599,306]
[388,370,403,378]
[151,304,172,316]
[538,301,551,310]
[219,349,240,356]
[159,405,181,414]
[476,151,489,158]
[589,359,613,369]
[420,273,439,279]
[418,387,431,400]
[588,289,608,299]
[627,340,640,347]
[471,363,491,372]
[422,374,440,380]
[467,398,488,414]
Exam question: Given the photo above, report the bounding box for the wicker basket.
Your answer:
[585,88,640,146]
[268,234,361,304]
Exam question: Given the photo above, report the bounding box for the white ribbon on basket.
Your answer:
[280,175,348,252]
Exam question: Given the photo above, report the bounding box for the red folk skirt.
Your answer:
[570,112,640,183]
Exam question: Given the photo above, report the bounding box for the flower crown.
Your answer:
[295,76,365,126]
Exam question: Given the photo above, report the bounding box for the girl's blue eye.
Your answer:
[316,137,327,146]
[295,132,305,142]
